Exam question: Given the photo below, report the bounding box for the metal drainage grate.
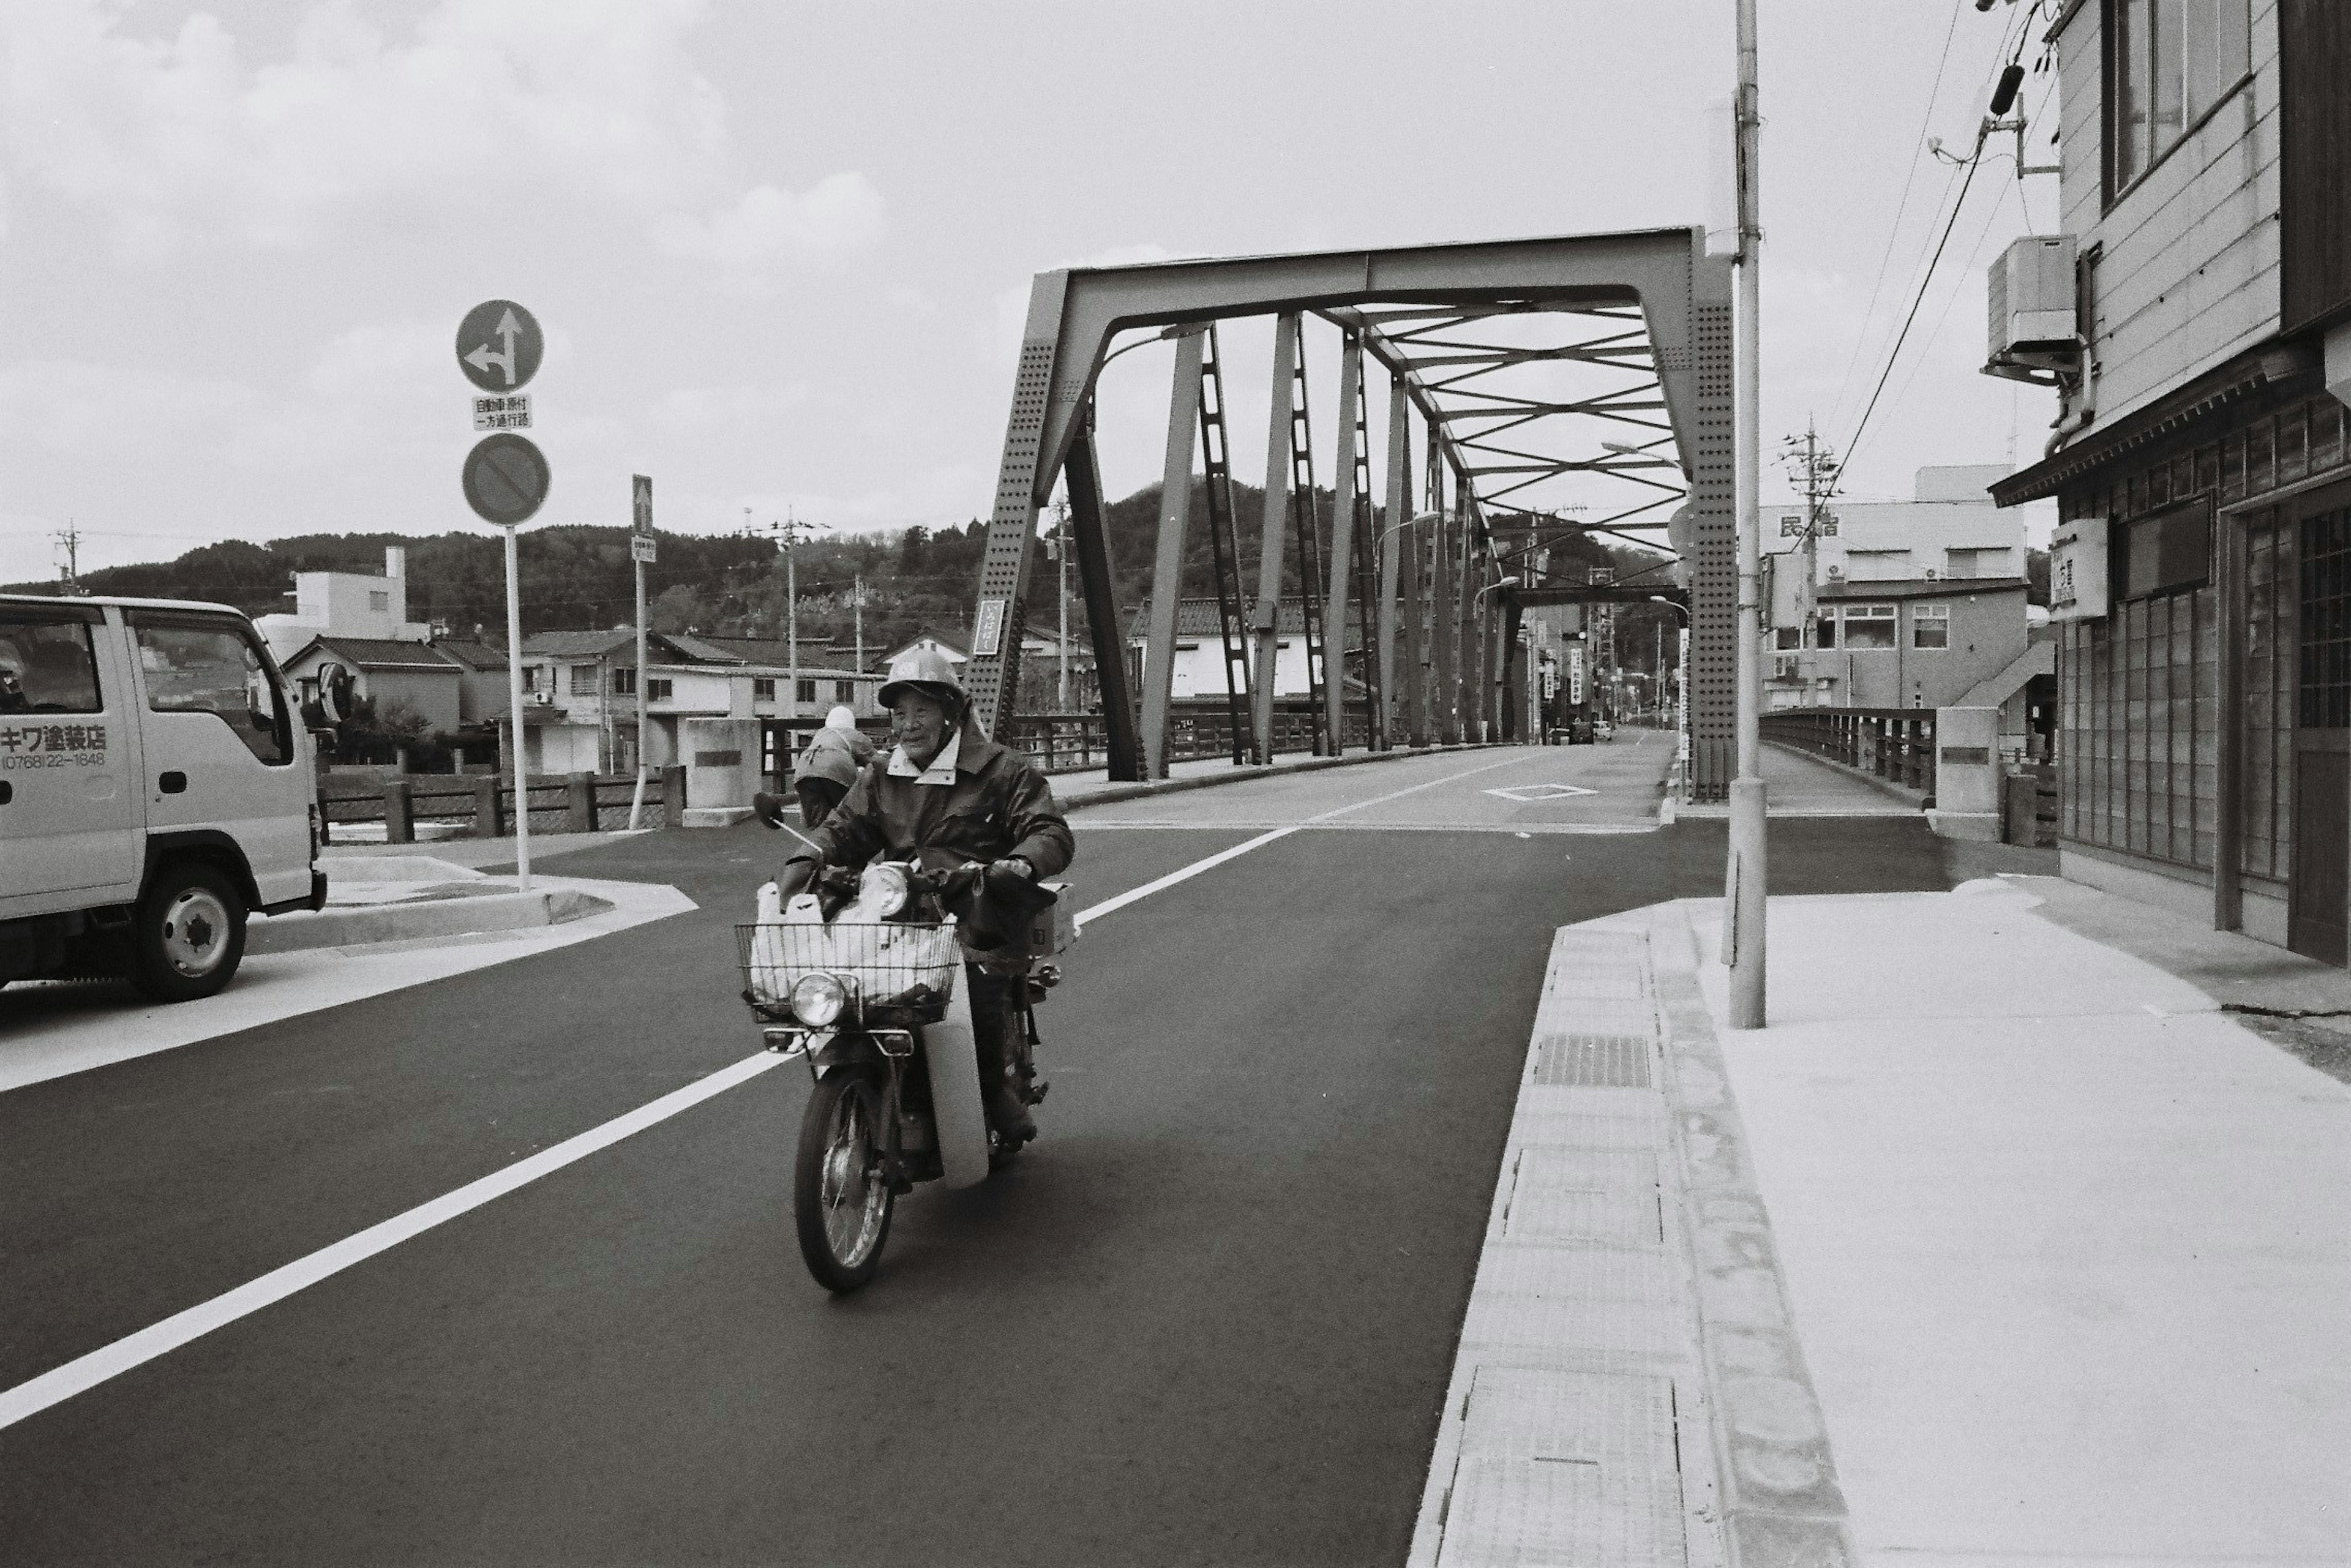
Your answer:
[1532,1032,1653,1088]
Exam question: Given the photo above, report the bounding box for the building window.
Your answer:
[520,664,539,691]
[796,677,817,703]
[835,680,853,702]
[1815,616,1837,650]
[569,663,598,696]
[612,667,636,696]
[2120,503,2209,599]
[367,591,390,613]
[752,677,776,702]
[646,678,672,702]
[1842,605,1897,649]
[2109,0,2250,195]
[1913,604,1951,649]
[1774,626,1802,650]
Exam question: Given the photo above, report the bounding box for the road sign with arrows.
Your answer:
[455,299,543,392]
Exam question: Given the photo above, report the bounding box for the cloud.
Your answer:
[0,0,863,272]
[650,173,886,279]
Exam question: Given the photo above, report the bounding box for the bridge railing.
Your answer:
[1004,700,1373,774]
[1757,707,1938,794]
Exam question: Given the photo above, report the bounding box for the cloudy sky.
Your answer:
[1,0,2062,585]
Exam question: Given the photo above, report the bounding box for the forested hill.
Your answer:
[4,482,1659,656]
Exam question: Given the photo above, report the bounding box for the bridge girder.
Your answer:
[966,229,1738,795]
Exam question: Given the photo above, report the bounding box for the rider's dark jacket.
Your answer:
[786,719,1074,883]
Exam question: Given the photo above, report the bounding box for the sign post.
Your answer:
[456,300,549,890]
[629,475,655,829]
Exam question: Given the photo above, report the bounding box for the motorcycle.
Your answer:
[735,854,1071,1292]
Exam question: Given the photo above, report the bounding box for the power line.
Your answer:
[1838,3,2042,477]
[1826,0,1970,437]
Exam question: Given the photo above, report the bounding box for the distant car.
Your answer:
[1565,713,1595,745]
[1594,717,1615,742]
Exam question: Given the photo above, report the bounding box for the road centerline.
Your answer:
[1074,751,1541,929]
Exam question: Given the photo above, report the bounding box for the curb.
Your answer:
[1647,901,1859,1566]
[1060,742,1508,812]
[249,887,612,955]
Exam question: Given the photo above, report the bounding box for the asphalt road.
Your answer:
[0,741,1959,1566]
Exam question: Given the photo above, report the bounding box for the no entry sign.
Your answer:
[456,299,543,392]
[462,432,550,526]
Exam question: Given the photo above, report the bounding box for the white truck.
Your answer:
[0,594,324,1001]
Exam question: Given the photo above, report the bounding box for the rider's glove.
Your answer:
[984,857,1034,898]
[778,858,819,899]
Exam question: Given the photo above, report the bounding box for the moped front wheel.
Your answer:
[793,1071,894,1292]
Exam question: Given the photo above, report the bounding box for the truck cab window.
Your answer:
[0,617,103,715]
[132,619,291,764]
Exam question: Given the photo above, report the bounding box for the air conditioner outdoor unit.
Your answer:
[1924,566,1940,580]
[1826,564,1844,580]
[530,691,554,707]
[1985,234,2080,382]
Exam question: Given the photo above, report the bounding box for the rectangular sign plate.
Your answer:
[473,394,533,432]
[631,535,656,564]
[972,598,1008,658]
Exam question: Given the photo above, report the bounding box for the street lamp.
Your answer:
[1473,573,1521,606]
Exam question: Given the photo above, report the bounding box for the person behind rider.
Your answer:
[776,647,1073,1144]
[794,703,873,829]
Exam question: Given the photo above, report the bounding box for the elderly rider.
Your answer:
[777,646,1073,1144]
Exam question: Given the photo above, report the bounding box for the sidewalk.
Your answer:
[1422,877,2350,1566]
[1671,742,1921,820]
[1682,880,2350,1562]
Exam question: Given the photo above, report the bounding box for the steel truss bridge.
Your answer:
[961,228,1739,797]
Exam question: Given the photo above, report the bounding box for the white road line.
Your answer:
[1073,751,1538,929]
[1074,827,1297,929]
[0,1052,786,1434]
[0,748,1540,1433]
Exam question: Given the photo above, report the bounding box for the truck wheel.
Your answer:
[130,863,247,1002]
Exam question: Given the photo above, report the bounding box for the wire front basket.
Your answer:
[735,919,961,1024]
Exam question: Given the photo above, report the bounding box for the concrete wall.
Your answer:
[1769,587,2030,711]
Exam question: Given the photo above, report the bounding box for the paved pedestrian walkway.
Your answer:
[1430,875,2351,1565]
[1673,742,1922,820]
[1690,880,2344,1562]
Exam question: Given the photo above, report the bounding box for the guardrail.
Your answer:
[1757,707,1938,795]
[319,766,685,844]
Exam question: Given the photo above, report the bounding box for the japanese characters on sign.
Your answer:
[972,598,1008,658]
[0,721,108,769]
[473,394,533,432]
[2049,517,2110,623]
[631,535,657,565]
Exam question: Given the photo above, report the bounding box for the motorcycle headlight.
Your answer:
[790,972,848,1027]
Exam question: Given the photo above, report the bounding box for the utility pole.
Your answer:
[853,574,865,688]
[762,509,825,763]
[1728,0,1769,1030]
[54,522,81,596]
[1779,419,1840,689]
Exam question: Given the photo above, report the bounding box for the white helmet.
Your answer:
[824,704,858,730]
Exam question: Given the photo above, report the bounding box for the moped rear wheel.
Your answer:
[793,1072,894,1292]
